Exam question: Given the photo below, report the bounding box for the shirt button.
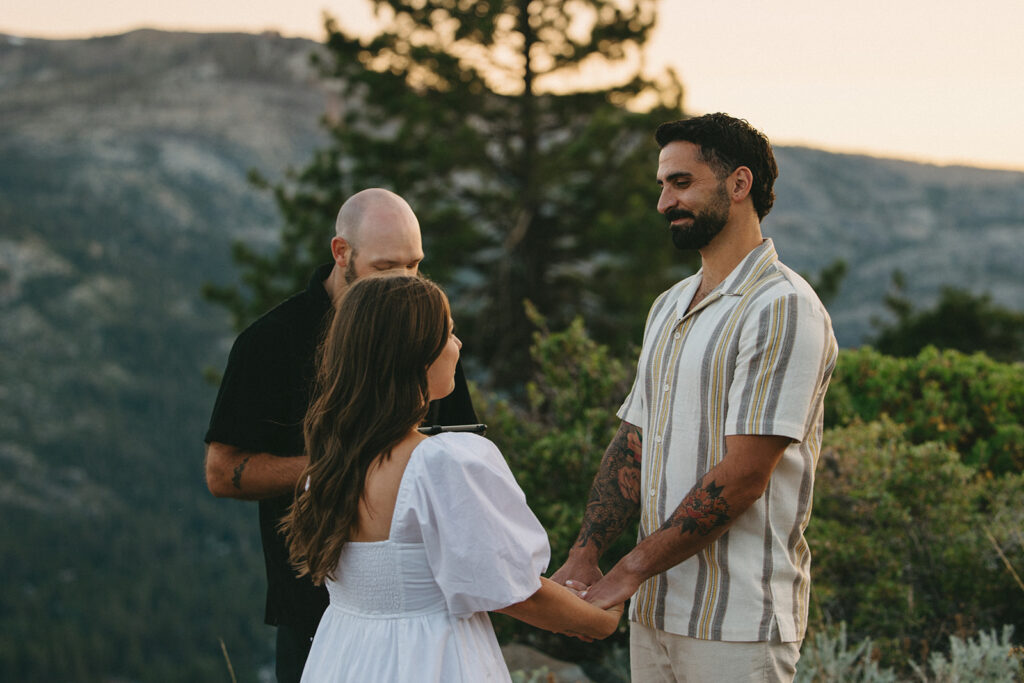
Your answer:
[649,487,656,497]
[663,383,670,392]
[674,332,681,340]
[655,435,663,443]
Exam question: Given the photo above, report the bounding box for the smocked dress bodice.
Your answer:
[327,542,446,617]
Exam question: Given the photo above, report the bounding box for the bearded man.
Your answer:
[552,114,837,682]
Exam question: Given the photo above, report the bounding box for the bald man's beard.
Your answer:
[668,182,731,251]
[344,255,358,285]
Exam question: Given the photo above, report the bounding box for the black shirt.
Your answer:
[205,264,478,631]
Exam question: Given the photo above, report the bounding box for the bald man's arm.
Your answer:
[205,441,308,500]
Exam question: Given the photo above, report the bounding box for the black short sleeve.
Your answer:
[205,297,321,456]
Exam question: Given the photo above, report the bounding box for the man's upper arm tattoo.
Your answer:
[231,456,251,490]
[576,424,643,553]
[660,479,731,537]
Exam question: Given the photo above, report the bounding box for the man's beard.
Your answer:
[344,254,359,285]
[667,184,731,250]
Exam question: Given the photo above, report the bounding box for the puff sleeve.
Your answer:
[398,433,550,617]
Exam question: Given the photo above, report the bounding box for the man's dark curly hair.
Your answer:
[655,113,778,219]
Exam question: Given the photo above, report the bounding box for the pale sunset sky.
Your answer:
[4,0,1023,172]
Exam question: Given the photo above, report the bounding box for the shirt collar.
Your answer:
[719,238,779,297]
[676,239,778,320]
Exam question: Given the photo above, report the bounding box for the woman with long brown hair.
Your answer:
[282,274,620,682]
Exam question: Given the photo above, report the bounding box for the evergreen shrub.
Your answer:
[809,419,1024,670]
[477,306,635,660]
[824,347,1023,474]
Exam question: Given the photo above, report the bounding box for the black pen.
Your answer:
[417,424,488,435]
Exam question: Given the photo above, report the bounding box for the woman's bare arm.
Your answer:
[495,577,622,639]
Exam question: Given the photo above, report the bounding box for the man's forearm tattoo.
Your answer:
[576,425,642,552]
[660,479,731,537]
[231,456,251,490]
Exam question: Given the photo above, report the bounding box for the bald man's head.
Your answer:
[329,189,424,291]
[335,188,417,241]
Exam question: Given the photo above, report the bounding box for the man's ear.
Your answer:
[730,167,754,202]
[330,236,350,267]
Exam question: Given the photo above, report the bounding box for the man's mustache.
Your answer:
[666,208,695,223]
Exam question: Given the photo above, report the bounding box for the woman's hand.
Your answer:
[596,600,624,639]
[497,577,622,640]
[558,580,623,641]
[563,579,589,598]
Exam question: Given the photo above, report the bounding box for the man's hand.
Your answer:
[556,580,624,642]
[549,554,604,641]
[580,563,643,610]
[549,554,604,590]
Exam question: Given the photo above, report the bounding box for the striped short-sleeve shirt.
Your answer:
[618,239,837,643]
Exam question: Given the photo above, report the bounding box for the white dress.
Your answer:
[300,432,550,682]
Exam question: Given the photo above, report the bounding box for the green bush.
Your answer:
[809,418,1024,669]
[477,305,635,657]
[824,346,1023,474]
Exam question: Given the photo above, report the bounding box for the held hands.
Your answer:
[577,566,643,611]
[559,579,624,642]
[550,554,632,640]
[550,556,604,641]
[550,554,603,589]
[552,554,640,611]
[567,580,626,628]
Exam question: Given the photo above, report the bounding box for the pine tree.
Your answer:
[207,0,689,386]
[870,273,1024,362]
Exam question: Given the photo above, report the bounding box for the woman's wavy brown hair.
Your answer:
[281,273,450,585]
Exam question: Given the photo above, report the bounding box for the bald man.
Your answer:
[204,189,477,682]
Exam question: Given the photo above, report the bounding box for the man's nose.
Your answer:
[656,188,674,214]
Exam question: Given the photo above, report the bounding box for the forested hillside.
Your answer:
[0,29,328,680]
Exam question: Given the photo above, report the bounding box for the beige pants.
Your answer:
[630,621,801,683]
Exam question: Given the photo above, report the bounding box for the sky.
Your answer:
[4,0,1024,172]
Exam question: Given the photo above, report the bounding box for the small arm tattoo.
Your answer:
[661,479,731,537]
[577,424,642,553]
[231,456,251,490]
